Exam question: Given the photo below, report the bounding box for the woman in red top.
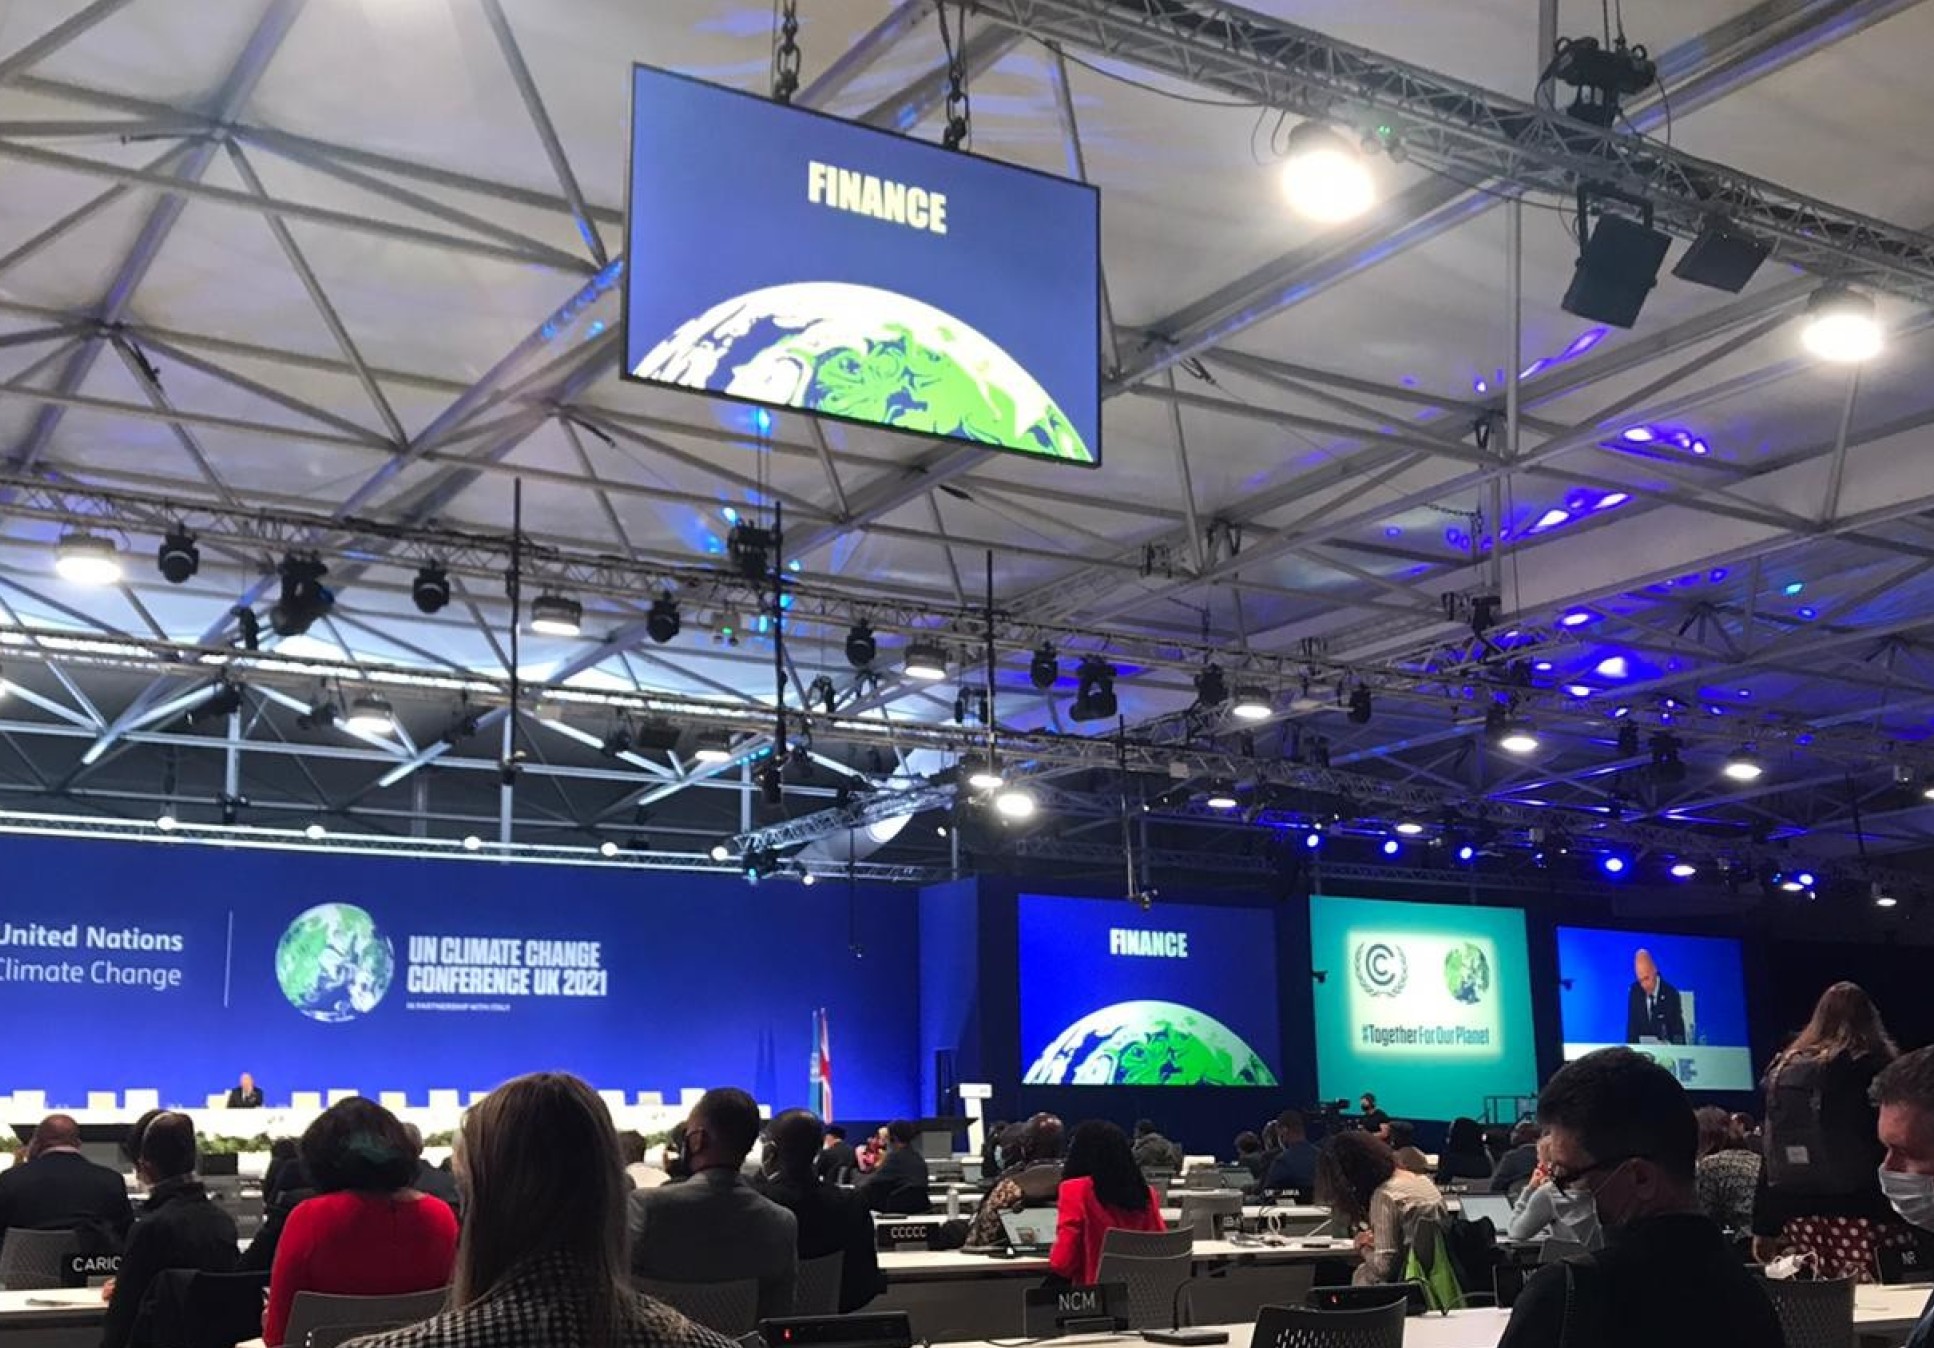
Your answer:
[264,1098,459,1345]
[1049,1120,1167,1284]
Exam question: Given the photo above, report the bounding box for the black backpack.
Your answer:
[1763,1052,1874,1195]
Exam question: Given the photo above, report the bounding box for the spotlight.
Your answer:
[1456,844,1476,863]
[1347,686,1372,724]
[1204,780,1239,811]
[993,783,1037,820]
[756,759,784,806]
[646,592,681,644]
[600,727,632,758]
[714,608,742,645]
[845,622,876,669]
[1030,644,1059,690]
[709,841,732,863]
[952,687,989,725]
[296,700,337,732]
[462,834,483,852]
[1194,664,1228,708]
[1498,719,1540,756]
[1395,820,1425,836]
[1382,838,1401,856]
[599,840,619,858]
[1801,286,1883,363]
[55,531,122,586]
[1231,685,1273,722]
[529,593,582,636]
[156,813,177,831]
[1722,747,1764,783]
[344,694,395,735]
[1873,882,1898,909]
[1670,861,1698,879]
[1795,870,1817,888]
[156,527,199,584]
[1070,657,1118,722]
[269,553,333,637]
[1279,122,1375,223]
[410,563,450,615]
[1922,782,1934,802]
[1672,217,1769,293]
[903,640,948,681]
[1562,211,1672,330]
[1305,831,1323,851]
[727,520,775,580]
[1602,855,1628,875]
[189,681,243,726]
[801,870,817,887]
[304,823,327,841]
[692,732,733,765]
[962,754,1004,791]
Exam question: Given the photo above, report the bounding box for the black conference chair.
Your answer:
[1252,1300,1406,1348]
[1763,1276,1855,1348]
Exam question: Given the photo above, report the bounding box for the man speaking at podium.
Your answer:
[1625,950,1686,1045]
[224,1072,263,1109]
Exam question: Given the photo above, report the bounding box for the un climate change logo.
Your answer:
[275,902,394,1023]
[1353,941,1408,998]
[1444,942,1492,1005]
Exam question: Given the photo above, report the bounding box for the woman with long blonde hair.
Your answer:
[346,1073,733,1348]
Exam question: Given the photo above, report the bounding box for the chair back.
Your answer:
[144,1269,270,1348]
[0,1227,78,1290]
[1101,1227,1196,1260]
[309,1324,396,1348]
[283,1288,447,1348]
[1251,1301,1406,1348]
[1763,1276,1855,1348]
[637,1277,760,1335]
[1095,1250,1194,1330]
[794,1252,844,1316]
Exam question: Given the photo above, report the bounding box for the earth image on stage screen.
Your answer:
[275,902,394,1023]
[633,281,1094,463]
[1024,999,1278,1086]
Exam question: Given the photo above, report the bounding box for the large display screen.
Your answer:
[1309,895,1537,1121]
[1556,925,1753,1090]
[623,65,1101,465]
[1019,895,1280,1087]
[0,835,919,1118]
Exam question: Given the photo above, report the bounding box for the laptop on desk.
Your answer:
[999,1207,1059,1255]
[1458,1192,1515,1228]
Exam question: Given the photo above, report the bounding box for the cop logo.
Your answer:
[1353,940,1408,998]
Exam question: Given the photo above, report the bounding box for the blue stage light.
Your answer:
[1382,838,1401,856]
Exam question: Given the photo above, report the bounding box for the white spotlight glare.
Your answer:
[1498,719,1540,755]
[461,834,483,851]
[598,840,619,858]
[1280,122,1375,223]
[156,813,177,832]
[1230,685,1274,721]
[343,694,396,736]
[968,766,1005,791]
[903,640,949,681]
[304,823,326,841]
[529,593,583,636]
[709,841,732,863]
[55,531,122,586]
[1394,820,1425,836]
[1722,747,1764,782]
[1801,287,1883,363]
[1670,861,1698,879]
[993,784,1037,820]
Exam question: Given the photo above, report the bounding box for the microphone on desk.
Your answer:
[1140,1277,1228,1346]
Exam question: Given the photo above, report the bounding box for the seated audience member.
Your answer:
[263,1098,458,1346]
[1383,1121,1431,1175]
[1488,1121,1541,1195]
[1233,1132,1268,1182]
[1873,1047,1934,1348]
[263,1138,306,1204]
[401,1124,460,1214]
[1050,1121,1166,1285]
[858,1121,931,1216]
[225,1073,264,1110]
[1130,1119,1184,1174]
[855,1128,887,1175]
[1731,1111,1760,1148]
[631,1088,797,1321]
[1507,1135,1603,1250]
[341,1072,737,1348]
[1496,1048,1782,1348]
[1435,1117,1495,1185]
[813,1125,857,1185]
[1693,1105,1759,1232]
[101,1113,238,1348]
[1262,1111,1320,1194]
[979,1122,1008,1178]
[967,1113,1066,1246]
[757,1110,884,1313]
[1316,1131,1447,1286]
[1356,1093,1390,1133]
[661,1122,691,1183]
[619,1131,670,1191]
[0,1114,133,1252]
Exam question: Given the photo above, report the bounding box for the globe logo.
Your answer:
[1353,941,1409,998]
[275,902,394,1023]
[1024,999,1278,1086]
[1444,942,1492,1005]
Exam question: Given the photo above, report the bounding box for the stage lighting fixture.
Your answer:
[156,813,177,831]
[692,733,733,765]
[952,687,989,725]
[344,694,395,735]
[1381,838,1401,856]
[1305,831,1323,851]
[709,841,732,863]
[1922,781,1934,802]
[1672,218,1769,293]
[55,531,122,586]
[1722,747,1764,783]
[756,759,784,806]
[962,753,1004,791]
[1280,122,1375,223]
[1070,657,1118,722]
[598,840,619,858]
[1347,686,1373,724]
[410,563,450,615]
[305,823,327,841]
[993,783,1037,820]
[462,834,483,851]
[156,528,199,584]
[1204,780,1239,811]
[903,640,948,681]
[1874,882,1898,908]
[1498,719,1539,756]
[529,593,583,636]
[845,622,876,669]
[1194,664,1229,709]
[1562,212,1672,330]
[1029,644,1059,690]
[1602,855,1628,875]
[726,520,774,580]
[1231,685,1273,721]
[600,727,632,758]
[189,681,243,727]
[1457,843,1476,863]
[800,870,817,887]
[270,553,333,637]
[1670,861,1698,879]
[1801,286,1883,363]
[645,593,681,643]
[1395,819,1425,836]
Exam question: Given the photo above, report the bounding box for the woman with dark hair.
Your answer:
[1694,1106,1759,1232]
[1315,1130,1446,1285]
[1049,1121,1166,1284]
[343,1074,733,1348]
[1752,981,1906,1280]
[263,1098,458,1345]
[1434,1117,1494,1185]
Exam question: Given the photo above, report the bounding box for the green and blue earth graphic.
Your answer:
[1025,999,1278,1086]
[275,902,394,1023]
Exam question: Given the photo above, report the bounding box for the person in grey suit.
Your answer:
[630,1088,797,1321]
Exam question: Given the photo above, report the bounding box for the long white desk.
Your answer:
[0,1289,109,1348]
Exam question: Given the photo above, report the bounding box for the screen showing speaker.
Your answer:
[1555,925,1753,1090]
[1308,894,1537,1121]
[623,65,1101,465]
[1018,894,1280,1087]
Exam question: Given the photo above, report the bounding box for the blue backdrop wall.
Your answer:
[0,836,922,1119]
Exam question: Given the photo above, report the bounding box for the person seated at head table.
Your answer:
[226,1073,264,1109]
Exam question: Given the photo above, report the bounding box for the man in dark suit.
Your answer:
[0,1114,133,1252]
[759,1110,884,1313]
[631,1088,797,1320]
[400,1124,460,1214]
[1625,948,1687,1044]
[814,1125,858,1184]
[101,1113,237,1348]
[858,1120,932,1215]
[223,1073,263,1109]
[1262,1110,1320,1195]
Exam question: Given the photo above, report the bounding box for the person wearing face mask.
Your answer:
[1873,1046,1934,1348]
[1495,1048,1782,1348]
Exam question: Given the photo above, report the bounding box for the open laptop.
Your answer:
[1458,1192,1515,1228]
[999,1206,1059,1255]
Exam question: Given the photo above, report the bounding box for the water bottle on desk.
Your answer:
[946,1184,961,1218]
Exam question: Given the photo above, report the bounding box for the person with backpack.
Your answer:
[1751,980,1910,1280]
